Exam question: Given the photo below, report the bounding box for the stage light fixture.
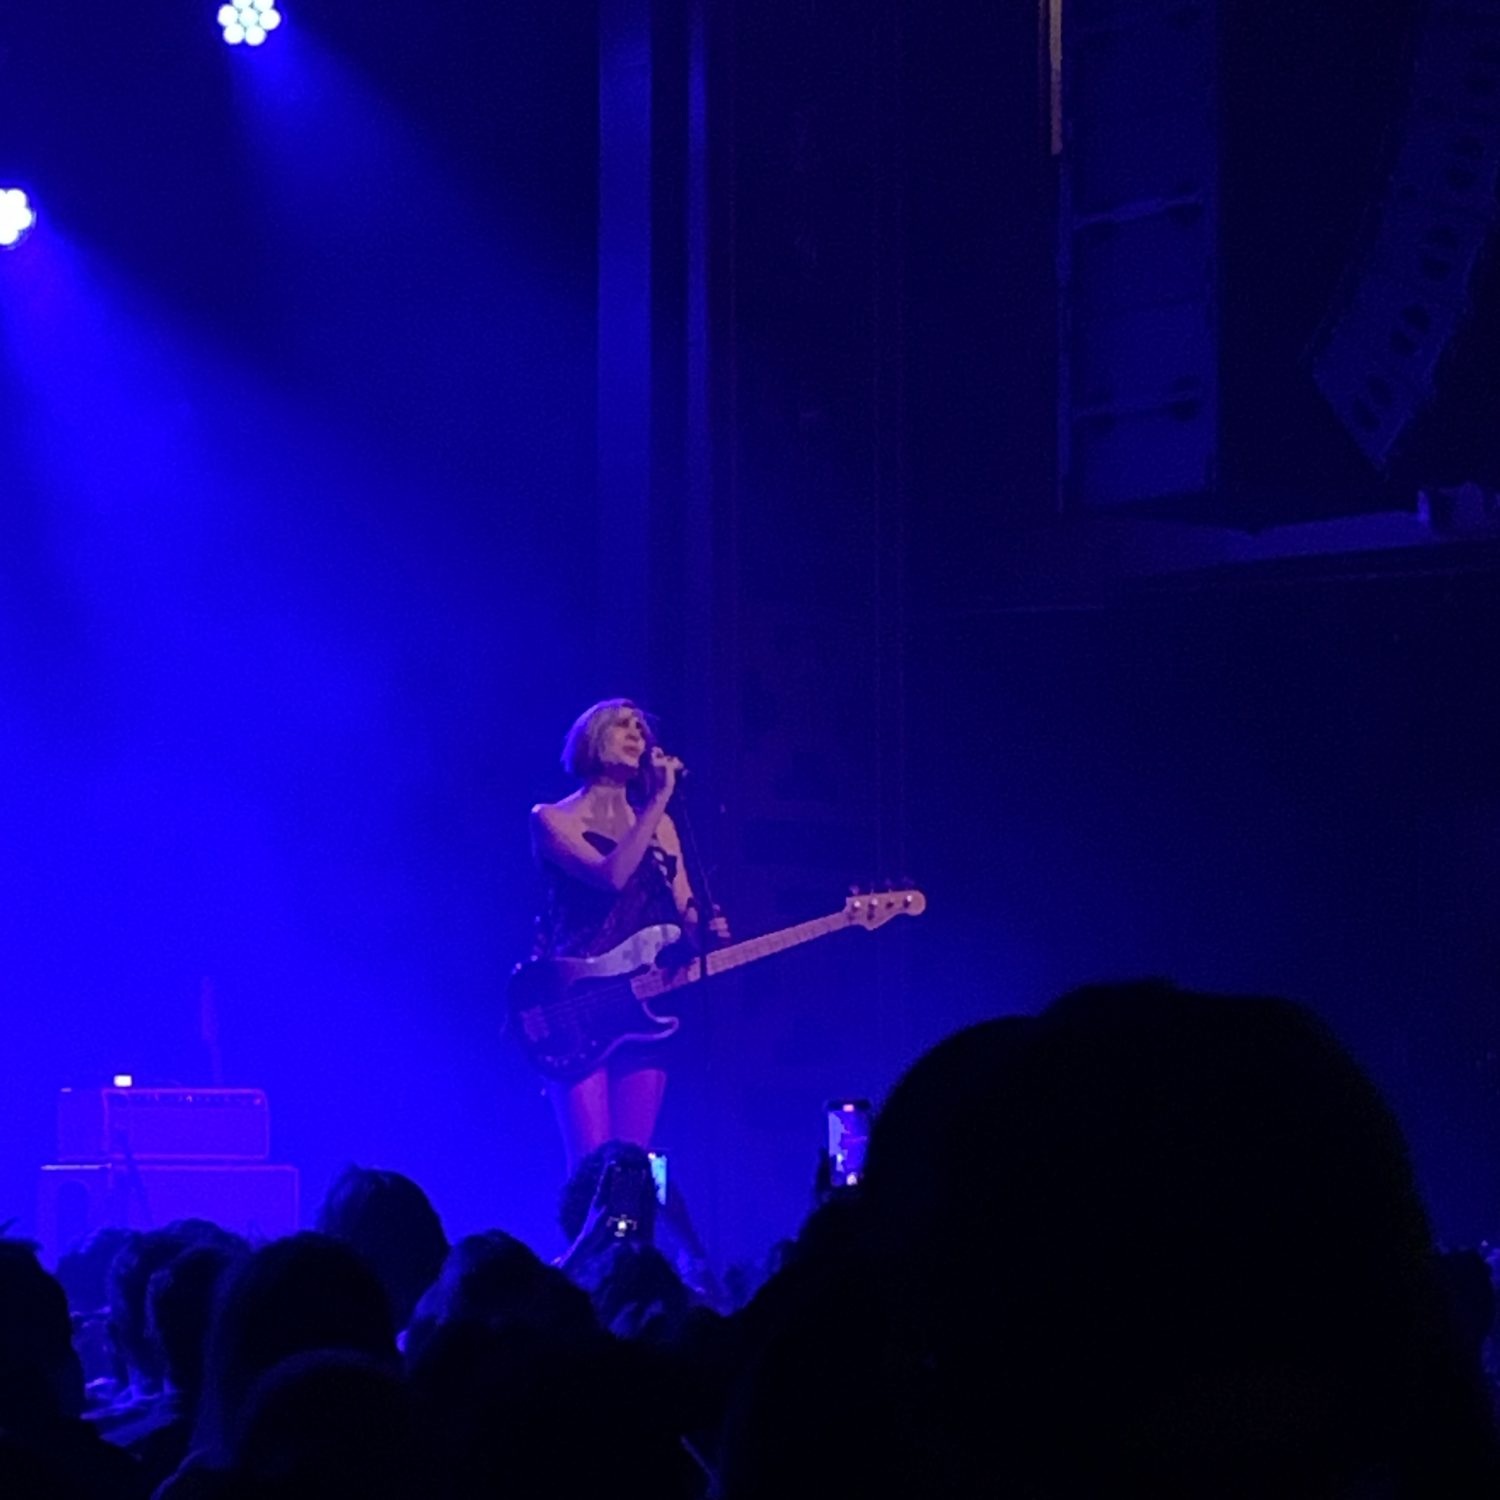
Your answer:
[218,0,282,46]
[0,188,37,248]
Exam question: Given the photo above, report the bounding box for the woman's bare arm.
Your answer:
[531,757,683,893]
[657,812,731,939]
[656,813,698,918]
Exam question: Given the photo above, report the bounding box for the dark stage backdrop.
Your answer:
[4,0,1497,1271]
[909,565,1500,1245]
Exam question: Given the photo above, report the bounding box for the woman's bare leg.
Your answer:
[548,1068,612,1174]
[608,1064,667,1148]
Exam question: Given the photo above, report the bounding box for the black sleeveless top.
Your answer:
[532,830,681,959]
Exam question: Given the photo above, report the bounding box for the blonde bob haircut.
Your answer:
[560,698,658,787]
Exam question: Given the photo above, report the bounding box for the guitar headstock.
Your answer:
[843,886,927,928]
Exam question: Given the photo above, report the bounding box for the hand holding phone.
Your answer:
[599,1152,661,1240]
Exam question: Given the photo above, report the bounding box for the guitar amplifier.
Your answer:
[57,1088,271,1163]
[37,1163,299,1263]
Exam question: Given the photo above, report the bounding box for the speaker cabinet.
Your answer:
[37,1163,299,1264]
[56,1088,271,1163]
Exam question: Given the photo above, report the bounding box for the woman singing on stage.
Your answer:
[529,698,727,1170]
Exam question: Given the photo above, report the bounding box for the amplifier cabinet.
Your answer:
[57,1088,271,1163]
[37,1163,300,1263]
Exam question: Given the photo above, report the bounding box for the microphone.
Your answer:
[650,746,690,781]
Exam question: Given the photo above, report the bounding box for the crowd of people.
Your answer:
[4,979,1500,1498]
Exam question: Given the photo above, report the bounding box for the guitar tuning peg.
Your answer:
[879,877,895,893]
[849,883,864,896]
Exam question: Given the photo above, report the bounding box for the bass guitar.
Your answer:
[507,887,926,1082]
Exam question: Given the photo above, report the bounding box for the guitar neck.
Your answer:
[633,911,851,998]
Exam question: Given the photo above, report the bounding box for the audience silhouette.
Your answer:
[4,981,1497,1498]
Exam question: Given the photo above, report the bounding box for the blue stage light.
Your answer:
[218,0,282,46]
[0,188,37,248]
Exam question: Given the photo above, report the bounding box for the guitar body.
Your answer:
[506,888,926,1084]
[507,923,686,1083]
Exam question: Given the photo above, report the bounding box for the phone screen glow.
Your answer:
[826,1100,871,1188]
